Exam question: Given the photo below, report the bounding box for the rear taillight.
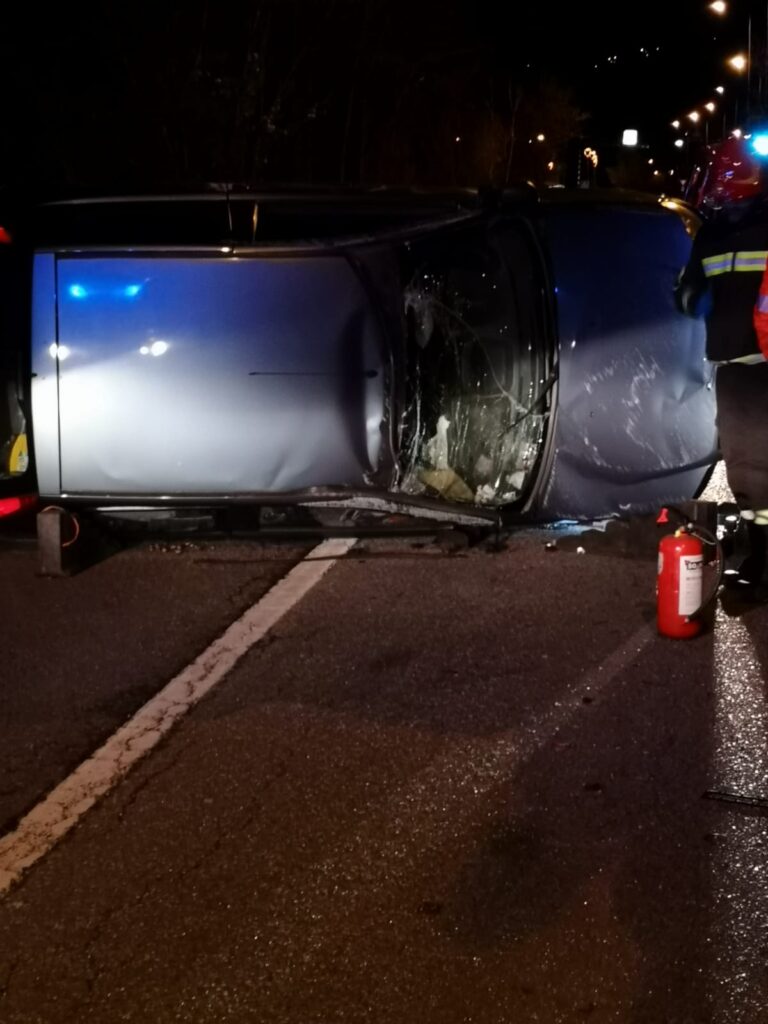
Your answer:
[0,495,37,518]
[0,227,11,244]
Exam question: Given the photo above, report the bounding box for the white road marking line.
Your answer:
[699,460,735,504]
[711,607,768,1021]
[0,537,356,895]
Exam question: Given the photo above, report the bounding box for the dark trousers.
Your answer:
[716,361,768,513]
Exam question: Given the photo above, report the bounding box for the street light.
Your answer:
[712,0,760,125]
[705,101,717,112]
[688,110,701,122]
[671,119,681,129]
[715,85,725,94]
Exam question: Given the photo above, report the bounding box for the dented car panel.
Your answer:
[539,201,717,520]
[24,190,717,522]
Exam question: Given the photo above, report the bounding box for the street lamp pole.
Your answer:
[748,14,753,116]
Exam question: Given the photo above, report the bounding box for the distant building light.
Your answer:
[583,147,599,167]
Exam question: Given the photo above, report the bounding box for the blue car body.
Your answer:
[10,187,716,523]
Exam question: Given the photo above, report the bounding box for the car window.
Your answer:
[400,221,552,506]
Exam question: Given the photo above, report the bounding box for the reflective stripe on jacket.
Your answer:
[703,250,768,276]
[676,206,768,362]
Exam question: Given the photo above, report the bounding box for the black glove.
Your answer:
[673,268,704,317]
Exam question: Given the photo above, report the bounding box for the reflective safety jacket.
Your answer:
[675,207,768,363]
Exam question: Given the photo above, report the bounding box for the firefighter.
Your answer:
[675,134,768,599]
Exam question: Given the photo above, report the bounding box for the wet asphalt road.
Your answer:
[1,523,768,1023]
[0,538,311,836]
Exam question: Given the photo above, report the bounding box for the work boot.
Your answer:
[736,522,768,585]
[720,579,768,615]
[717,502,742,562]
[721,522,768,611]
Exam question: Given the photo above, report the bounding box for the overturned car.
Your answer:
[1,186,716,526]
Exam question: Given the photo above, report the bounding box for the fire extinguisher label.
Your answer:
[679,555,703,617]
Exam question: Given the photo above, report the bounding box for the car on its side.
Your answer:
[0,185,715,528]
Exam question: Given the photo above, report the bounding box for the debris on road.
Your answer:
[703,790,768,811]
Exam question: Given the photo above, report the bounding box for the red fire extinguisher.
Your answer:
[657,526,704,639]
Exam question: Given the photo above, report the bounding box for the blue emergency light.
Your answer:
[751,133,768,157]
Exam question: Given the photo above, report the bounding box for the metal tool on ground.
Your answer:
[704,790,768,811]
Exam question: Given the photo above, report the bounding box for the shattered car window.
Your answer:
[400,223,552,505]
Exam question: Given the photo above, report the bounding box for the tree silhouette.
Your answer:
[0,0,589,189]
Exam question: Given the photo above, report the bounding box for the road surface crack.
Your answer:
[116,746,190,819]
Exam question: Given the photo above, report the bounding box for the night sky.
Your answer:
[0,1,759,190]
[488,1,751,143]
